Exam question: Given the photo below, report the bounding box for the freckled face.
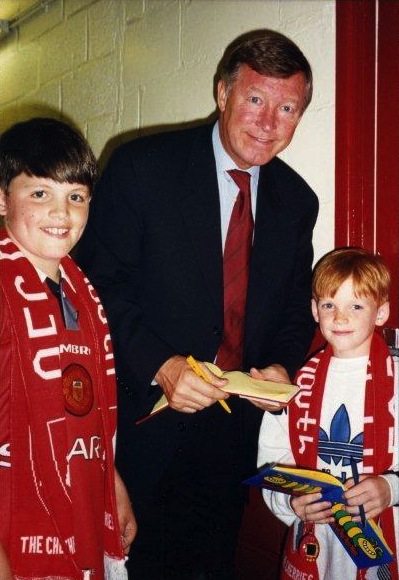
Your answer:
[217,64,307,169]
[312,278,389,358]
[0,173,90,279]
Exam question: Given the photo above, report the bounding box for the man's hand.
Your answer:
[344,475,391,521]
[114,468,137,555]
[242,364,291,411]
[155,355,229,413]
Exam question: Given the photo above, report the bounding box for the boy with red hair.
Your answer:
[258,248,398,579]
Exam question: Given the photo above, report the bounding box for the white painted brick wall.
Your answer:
[0,0,335,260]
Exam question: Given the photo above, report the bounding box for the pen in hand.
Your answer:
[186,355,231,414]
[350,457,366,527]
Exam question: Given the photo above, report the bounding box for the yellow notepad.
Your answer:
[203,362,300,403]
[137,362,299,423]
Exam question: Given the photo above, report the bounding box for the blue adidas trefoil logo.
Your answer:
[318,403,363,468]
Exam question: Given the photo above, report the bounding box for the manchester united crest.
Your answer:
[63,364,93,416]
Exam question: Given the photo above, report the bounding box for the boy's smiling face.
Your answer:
[0,173,90,281]
[312,277,389,358]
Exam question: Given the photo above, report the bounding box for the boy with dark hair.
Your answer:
[258,247,398,579]
[0,118,136,580]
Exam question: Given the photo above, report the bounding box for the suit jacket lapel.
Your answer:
[178,126,223,312]
[245,161,287,339]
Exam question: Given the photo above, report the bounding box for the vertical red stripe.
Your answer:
[335,0,376,249]
[375,1,399,326]
[335,0,399,326]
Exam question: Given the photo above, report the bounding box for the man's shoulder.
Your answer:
[113,123,214,161]
[267,157,314,191]
[262,156,318,208]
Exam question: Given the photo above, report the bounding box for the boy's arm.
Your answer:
[381,471,399,506]
[114,468,137,554]
[257,407,334,525]
[257,409,297,524]
[0,542,13,580]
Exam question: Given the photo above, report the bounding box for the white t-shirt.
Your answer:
[257,356,399,580]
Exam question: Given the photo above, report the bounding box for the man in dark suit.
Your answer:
[76,29,319,579]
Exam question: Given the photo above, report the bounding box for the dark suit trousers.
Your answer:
[117,395,261,579]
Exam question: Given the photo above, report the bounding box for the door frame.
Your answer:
[335,0,399,325]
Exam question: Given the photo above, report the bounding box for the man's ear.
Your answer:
[311,298,319,323]
[375,301,390,327]
[0,189,7,216]
[217,80,228,112]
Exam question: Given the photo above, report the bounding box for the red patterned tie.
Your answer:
[216,169,253,370]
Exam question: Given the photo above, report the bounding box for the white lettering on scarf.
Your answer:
[104,333,115,376]
[86,278,107,324]
[105,511,115,530]
[33,347,61,380]
[0,442,10,468]
[20,534,75,555]
[282,555,314,579]
[60,343,91,355]
[294,357,320,455]
[0,243,22,260]
[386,355,396,455]
[15,275,47,301]
[66,435,103,462]
[84,277,115,376]
[14,274,62,379]
[23,307,57,338]
[295,366,317,409]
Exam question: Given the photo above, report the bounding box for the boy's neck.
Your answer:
[47,269,61,284]
[331,351,369,359]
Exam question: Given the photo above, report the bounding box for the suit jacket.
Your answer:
[76,122,319,504]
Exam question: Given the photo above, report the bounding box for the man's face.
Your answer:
[217,64,307,169]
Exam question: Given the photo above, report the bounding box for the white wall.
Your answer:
[0,0,335,262]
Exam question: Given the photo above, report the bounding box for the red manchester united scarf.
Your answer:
[288,333,397,579]
[0,229,124,578]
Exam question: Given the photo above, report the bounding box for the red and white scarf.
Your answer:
[0,229,124,579]
[288,332,397,579]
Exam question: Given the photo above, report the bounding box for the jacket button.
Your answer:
[213,326,222,336]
